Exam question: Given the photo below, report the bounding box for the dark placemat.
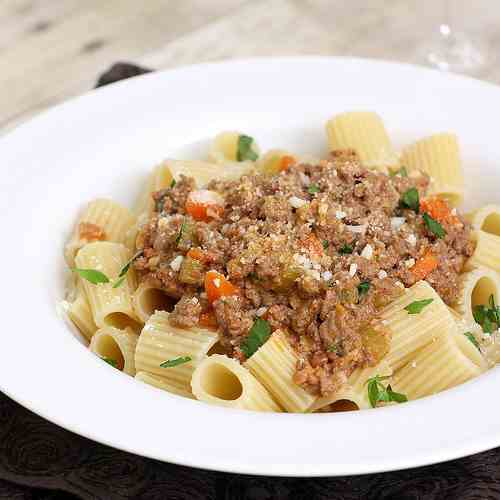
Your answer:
[2,62,500,500]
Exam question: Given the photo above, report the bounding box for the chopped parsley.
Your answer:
[240,318,271,358]
[357,281,370,296]
[423,213,446,239]
[367,375,407,408]
[327,343,338,353]
[322,240,329,250]
[72,268,110,285]
[101,357,118,368]
[464,332,480,350]
[400,187,420,213]
[339,244,353,254]
[112,250,143,288]
[237,134,258,161]
[389,166,408,177]
[175,221,187,246]
[473,294,500,333]
[170,178,176,188]
[308,184,320,194]
[160,356,192,368]
[404,298,433,314]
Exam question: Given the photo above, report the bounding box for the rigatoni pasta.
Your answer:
[90,326,138,375]
[244,330,317,413]
[65,199,136,266]
[135,311,218,396]
[400,133,464,206]
[62,114,499,413]
[75,242,140,330]
[325,111,398,171]
[135,371,194,399]
[380,281,456,371]
[191,355,281,412]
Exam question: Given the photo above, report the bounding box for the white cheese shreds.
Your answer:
[213,278,221,288]
[405,258,416,268]
[256,307,267,317]
[391,217,406,230]
[299,172,311,186]
[335,210,347,220]
[322,271,333,281]
[170,255,184,272]
[377,270,388,279]
[406,234,417,246]
[360,244,373,260]
[349,263,358,277]
[396,281,405,288]
[346,224,367,234]
[289,196,307,209]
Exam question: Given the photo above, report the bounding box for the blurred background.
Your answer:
[1,0,498,132]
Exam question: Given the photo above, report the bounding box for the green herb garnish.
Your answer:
[170,178,176,188]
[308,184,320,194]
[400,187,420,213]
[160,356,192,368]
[339,244,353,254]
[404,298,433,314]
[237,134,258,161]
[327,343,338,353]
[423,213,446,239]
[101,357,117,368]
[464,332,480,351]
[322,240,329,250]
[175,221,187,246]
[72,268,110,285]
[389,166,408,177]
[367,375,407,408]
[240,318,271,358]
[112,250,143,288]
[358,281,370,296]
[473,294,500,333]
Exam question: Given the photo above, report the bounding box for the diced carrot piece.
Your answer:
[420,197,459,224]
[199,310,218,329]
[185,190,224,222]
[301,234,324,258]
[204,270,239,303]
[187,248,206,262]
[410,250,439,281]
[279,155,296,172]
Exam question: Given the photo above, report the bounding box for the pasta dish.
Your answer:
[61,111,500,413]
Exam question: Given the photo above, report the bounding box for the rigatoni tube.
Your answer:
[244,329,316,413]
[191,355,281,412]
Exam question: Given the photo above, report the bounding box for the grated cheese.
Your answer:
[406,234,417,246]
[335,210,347,220]
[289,196,307,209]
[346,224,367,234]
[349,263,358,277]
[360,244,373,260]
[256,307,267,317]
[405,258,416,268]
[377,270,388,279]
[391,217,406,230]
[170,255,184,272]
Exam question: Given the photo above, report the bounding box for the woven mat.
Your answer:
[2,63,500,500]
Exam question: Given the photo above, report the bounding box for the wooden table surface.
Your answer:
[2,0,499,132]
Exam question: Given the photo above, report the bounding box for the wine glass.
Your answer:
[418,0,490,74]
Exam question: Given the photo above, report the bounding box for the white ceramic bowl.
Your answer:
[1,57,499,477]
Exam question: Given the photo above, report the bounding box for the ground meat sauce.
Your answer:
[134,150,474,396]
